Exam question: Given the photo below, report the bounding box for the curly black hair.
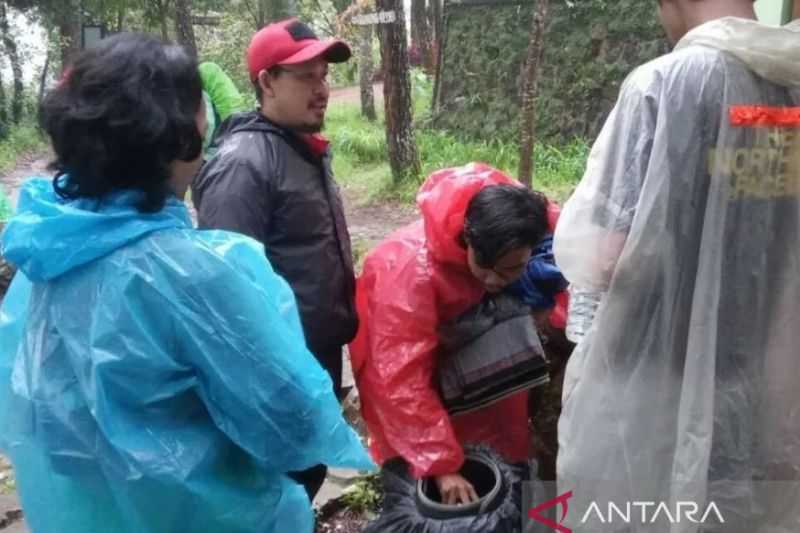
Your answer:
[41,33,203,212]
[464,185,549,268]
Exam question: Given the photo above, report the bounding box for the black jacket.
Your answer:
[192,111,358,354]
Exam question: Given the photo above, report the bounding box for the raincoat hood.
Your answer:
[677,17,800,88]
[1,179,372,533]
[350,163,568,478]
[1,178,190,282]
[416,162,517,268]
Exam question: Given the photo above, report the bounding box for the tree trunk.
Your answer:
[358,25,376,121]
[431,0,447,114]
[377,0,421,183]
[257,0,267,28]
[38,47,51,109]
[173,0,197,58]
[160,15,169,41]
[0,66,7,126]
[427,0,435,40]
[430,0,441,63]
[0,2,24,124]
[267,0,292,23]
[793,0,799,20]
[160,20,169,41]
[150,0,170,40]
[116,5,126,32]
[411,0,434,72]
[57,0,82,72]
[517,0,549,188]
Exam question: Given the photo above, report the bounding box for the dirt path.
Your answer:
[340,185,417,252]
[0,153,49,207]
[330,83,383,107]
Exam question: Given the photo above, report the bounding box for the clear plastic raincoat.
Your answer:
[554,18,800,531]
[0,178,373,533]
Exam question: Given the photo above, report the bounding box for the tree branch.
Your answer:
[240,0,261,30]
[311,0,338,36]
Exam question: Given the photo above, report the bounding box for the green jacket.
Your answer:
[198,62,248,121]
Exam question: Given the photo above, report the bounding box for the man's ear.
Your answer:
[258,69,276,99]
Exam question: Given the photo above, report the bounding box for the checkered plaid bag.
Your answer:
[438,293,550,416]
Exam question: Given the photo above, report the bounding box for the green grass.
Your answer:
[0,125,47,222]
[0,475,15,495]
[0,125,46,174]
[324,102,589,205]
[340,474,383,516]
[0,184,11,222]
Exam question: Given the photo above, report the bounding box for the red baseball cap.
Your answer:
[247,19,351,82]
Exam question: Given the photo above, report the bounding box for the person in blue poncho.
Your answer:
[0,32,372,533]
[0,184,13,297]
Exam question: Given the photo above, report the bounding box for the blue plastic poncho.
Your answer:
[0,178,373,533]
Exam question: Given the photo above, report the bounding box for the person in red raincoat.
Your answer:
[349,163,564,505]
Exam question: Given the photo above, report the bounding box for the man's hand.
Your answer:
[434,473,479,505]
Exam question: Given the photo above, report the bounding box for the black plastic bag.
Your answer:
[364,446,526,533]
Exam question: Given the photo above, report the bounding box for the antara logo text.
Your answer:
[528,490,726,533]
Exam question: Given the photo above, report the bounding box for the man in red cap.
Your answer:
[191,19,356,502]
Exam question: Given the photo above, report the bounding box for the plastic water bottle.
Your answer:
[565,286,603,344]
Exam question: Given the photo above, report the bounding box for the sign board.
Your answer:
[81,25,105,49]
[351,10,397,25]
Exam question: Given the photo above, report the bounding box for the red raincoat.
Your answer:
[349,163,565,479]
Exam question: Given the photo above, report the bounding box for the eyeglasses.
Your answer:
[270,66,329,87]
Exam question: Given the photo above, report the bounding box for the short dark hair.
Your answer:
[41,33,203,212]
[464,185,549,267]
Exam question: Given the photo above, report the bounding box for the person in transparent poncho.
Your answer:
[554,1,800,531]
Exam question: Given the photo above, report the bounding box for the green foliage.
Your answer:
[414,130,588,204]
[340,474,383,514]
[0,123,45,176]
[435,0,669,141]
[0,124,45,221]
[435,4,530,140]
[350,236,372,272]
[195,1,351,101]
[330,61,359,88]
[331,26,383,88]
[0,185,12,222]
[412,68,434,121]
[0,474,16,495]
[326,102,588,205]
[196,11,256,102]
[332,124,387,165]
